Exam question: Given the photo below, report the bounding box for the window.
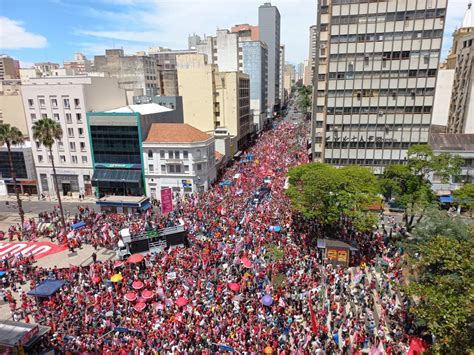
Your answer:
[28,99,34,108]
[168,150,174,159]
[183,150,188,159]
[74,98,80,108]
[68,128,74,137]
[148,150,153,158]
[197,163,202,171]
[161,164,166,173]
[72,155,78,164]
[80,142,86,151]
[149,164,154,172]
[35,141,41,149]
[184,164,189,173]
[66,113,72,124]
[169,165,175,173]
[60,155,66,163]
[78,128,84,137]
[39,98,45,108]
[70,142,76,151]
[38,155,43,163]
[40,173,48,191]
[41,113,48,119]
[51,98,58,108]
[175,165,181,173]
[76,113,82,123]
[196,149,201,158]
[82,156,87,164]
[160,150,165,158]
[58,141,64,150]
[53,113,60,120]
[174,150,180,159]
[30,113,37,121]
[63,98,70,108]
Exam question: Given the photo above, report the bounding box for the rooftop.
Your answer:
[429,133,474,151]
[106,103,172,115]
[145,123,211,144]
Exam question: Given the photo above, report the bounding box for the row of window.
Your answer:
[326,123,431,131]
[331,29,443,44]
[330,8,446,25]
[38,154,88,164]
[325,158,407,166]
[28,97,80,110]
[329,50,439,61]
[30,112,83,124]
[148,150,197,160]
[325,68,437,80]
[35,140,87,151]
[321,88,435,98]
[325,142,424,149]
[325,106,432,115]
[148,163,204,174]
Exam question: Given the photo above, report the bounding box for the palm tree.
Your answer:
[32,118,66,229]
[0,123,25,227]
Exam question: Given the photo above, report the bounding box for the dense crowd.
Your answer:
[0,118,417,353]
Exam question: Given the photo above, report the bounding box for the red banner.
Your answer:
[161,188,173,214]
[0,242,67,260]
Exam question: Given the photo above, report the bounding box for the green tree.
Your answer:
[0,123,25,226]
[32,118,66,229]
[406,234,474,353]
[297,85,312,113]
[380,144,462,231]
[287,163,380,233]
[453,183,474,216]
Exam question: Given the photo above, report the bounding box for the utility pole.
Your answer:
[310,0,322,162]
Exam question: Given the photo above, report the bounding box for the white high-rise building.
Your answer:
[21,76,126,196]
[312,0,447,173]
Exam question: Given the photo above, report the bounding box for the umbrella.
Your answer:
[114,260,124,268]
[105,311,113,317]
[142,290,153,300]
[134,302,146,312]
[243,260,253,268]
[264,346,273,354]
[127,253,144,264]
[261,294,273,306]
[132,280,144,290]
[125,292,137,302]
[110,274,123,283]
[240,256,250,264]
[0,271,7,277]
[176,296,188,307]
[228,283,240,292]
[92,276,101,284]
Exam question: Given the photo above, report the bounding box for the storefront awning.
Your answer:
[439,195,453,203]
[92,169,141,183]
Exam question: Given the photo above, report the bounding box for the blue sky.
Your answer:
[0,0,471,67]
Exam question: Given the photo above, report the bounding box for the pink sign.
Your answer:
[0,242,68,260]
[161,188,173,214]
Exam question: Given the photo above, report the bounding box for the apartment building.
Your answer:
[21,76,127,196]
[0,80,28,134]
[308,25,317,87]
[0,55,19,80]
[94,49,159,102]
[195,30,242,72]
[279,45,285,104]
[312,0,447,173]
[231,24,260,41]
[63,53,92,74]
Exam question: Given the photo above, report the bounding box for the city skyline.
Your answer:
[0,0,470,67]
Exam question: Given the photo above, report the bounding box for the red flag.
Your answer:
[408,336,429,355]
[308,291,318,334]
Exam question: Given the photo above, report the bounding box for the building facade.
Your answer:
[312,0,446,172]
[93,49,159,102]
[279,45,285,105]
[447,33,474,134]
[241,41,268,132]
[63,53,92,74]
[0,55,19,80]
[259,2,281,110]
[0,80,28,134]
[88,103,182,197]
[308,25,317,87]
[283,63,296,99]
[143,123,216,198]
[148,47,196,96]
[21,76,127,197]
[231,24,260,41]
[195,30,242,72]
[0,142,37,195]
[431,68,454,128]
[445,3,473,69]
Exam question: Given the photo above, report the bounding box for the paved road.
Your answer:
[0,200,96,215]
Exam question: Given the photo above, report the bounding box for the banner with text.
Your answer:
[161,188,173,214]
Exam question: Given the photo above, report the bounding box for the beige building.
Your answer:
[308,25,317,86]
[0,55,19,80]
[446,3,473,69]
[0,80,28,134]
[64,53,92,74]
[283,63,296,98]
[21,76,127,196]
[279,45,285,104]
[303,59,311,86]
[447,33,474,134]
[177,53,250,154]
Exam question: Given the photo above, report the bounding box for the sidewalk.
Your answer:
[0,193,96,203]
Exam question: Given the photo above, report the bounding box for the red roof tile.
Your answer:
[144,123,211,144]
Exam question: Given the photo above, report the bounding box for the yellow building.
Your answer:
[0,80,28,134]
[177,54,250,155]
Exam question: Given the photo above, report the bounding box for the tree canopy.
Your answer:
[380,144,462,231]
[453,183,474,216]
[297,85,312,113]
[287,163,380,232]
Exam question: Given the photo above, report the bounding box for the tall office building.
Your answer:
[279,45,285,104]
[259,2,281,111]
[194,30,242,72]
[312,0,447,173]
[308,25,317,86]
[0,55,19,80]
[447,33,474,134]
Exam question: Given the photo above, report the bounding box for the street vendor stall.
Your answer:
[0,321,50,354]
[316,239,358,267]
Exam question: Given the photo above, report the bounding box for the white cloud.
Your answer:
[78,30,162,43]
[0,17,47,49]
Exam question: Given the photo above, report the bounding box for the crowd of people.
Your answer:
[0,117,418,353]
